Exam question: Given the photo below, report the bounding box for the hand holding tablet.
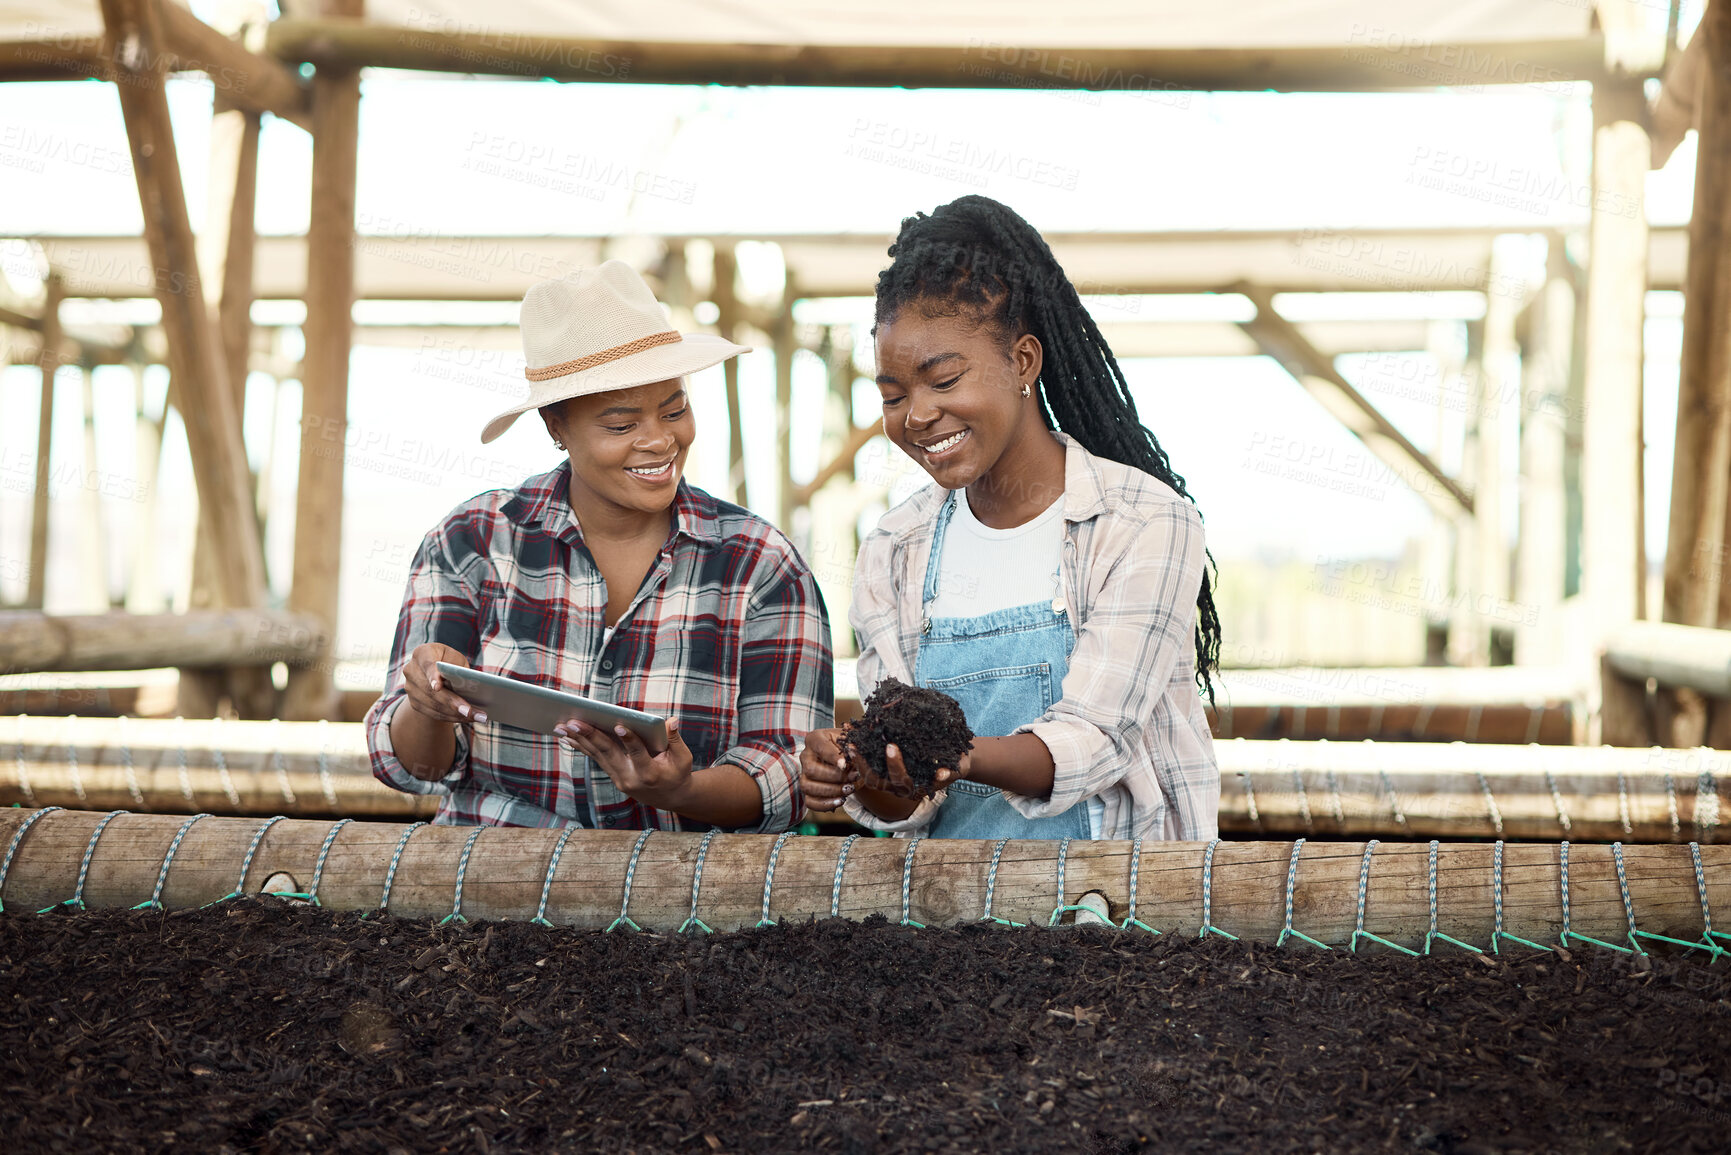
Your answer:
[433,662,670,754]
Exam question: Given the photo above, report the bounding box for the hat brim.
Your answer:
[481,332,753,444]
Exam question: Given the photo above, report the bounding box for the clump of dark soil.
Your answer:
[2,900,1728,1154]
[843,676,974,797]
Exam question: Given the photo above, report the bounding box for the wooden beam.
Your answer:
[0,608,328,672]
[2,809,1726,945]
[1580,80,1651,639]
[153,0,313,131]
[266,22,1624,93]
[791,418,883,509]
[24,276,62,610]
[712,243,749,508]
[1233,283,1473,518]
[0,4,311,130]
[283,0,362,721]
[99,0,267,613]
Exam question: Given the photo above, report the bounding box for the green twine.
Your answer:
[1349,840,1417,957]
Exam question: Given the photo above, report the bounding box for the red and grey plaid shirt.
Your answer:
[365,463,833,831]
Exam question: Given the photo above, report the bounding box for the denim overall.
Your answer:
[917,491,1092,839]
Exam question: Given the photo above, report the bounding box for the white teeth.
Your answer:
[924,431,966,453]
[626,463,670,476]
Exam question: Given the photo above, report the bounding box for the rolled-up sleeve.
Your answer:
[366,530,482,796]
[1006,501,1208,828]
[715,553,834,832]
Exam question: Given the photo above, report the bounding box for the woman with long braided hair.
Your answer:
[801,195,1220,842]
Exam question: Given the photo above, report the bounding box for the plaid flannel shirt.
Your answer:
[366,463,833,830]
[843,434,1219,841]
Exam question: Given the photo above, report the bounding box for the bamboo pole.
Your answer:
[2,719,1724,839]
[712,243,748,507]
[25,275,64,610]
[772,286,797,532]
[1515,251,1572,665]
[283,0,362,721]
[99,0,268,613]
[1,810,1725,949]
[1580,79,1650,638]
[75,367,109,610]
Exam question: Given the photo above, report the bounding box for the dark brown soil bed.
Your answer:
[2,901,1728,1154]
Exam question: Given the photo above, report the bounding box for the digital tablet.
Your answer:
[434,663,669,754]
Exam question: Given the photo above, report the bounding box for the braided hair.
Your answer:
[874,194,1222,701]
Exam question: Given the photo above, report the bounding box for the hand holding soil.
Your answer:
[841,677,974,800]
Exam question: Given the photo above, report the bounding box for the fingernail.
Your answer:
[886,744,898,757]
[842,784,855,795]
[430,677,441,691]
[475,712,488,724]
[456,704,470,718]
[614,725,628,737]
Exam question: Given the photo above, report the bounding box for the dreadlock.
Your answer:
[874,194,1223,702]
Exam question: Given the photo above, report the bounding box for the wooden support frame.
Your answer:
[771,287,797,530]
[0,1,311,130]
[24,276,63,610]
[99,0,267,615]
[1233,283,1473,518]
[283,0,363,721]
[712,243,749,508]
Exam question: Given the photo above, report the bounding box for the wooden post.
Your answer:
[76,367,110,610]
[24,275,62,610]
[1449,320,1486,666]
[98,0,266,615]
[1477,241,1527,663]
[712,243,748,507]
[123,362,166,614]
[772,286,797,532]
[1515,248,1573,665]
[1580,80,1651,640]
[283,0,363,721]
[2,809,1726,945]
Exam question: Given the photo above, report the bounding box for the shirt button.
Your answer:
[601,660,614,671]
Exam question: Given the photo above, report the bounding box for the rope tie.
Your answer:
[678,829,719,933]
[756,829,795,928]
[530,826,577,927]
[1615,771,1633,838]
[269,719,296,806]
[1197,839,1238,941]
[133,813,212,911]
[439,825,484,925]
[12,715,34,807]
[1697,766,1720,843]
[1120,837,1159,934]
[210,717,241,810]
[1378,764,1409,836]
[0,806,63,913]
[220,815,288,902]
[1555,841,1629,954]
[1350,840,1417,956]
[605,829,653,932]
[1690,842,1730,958]
[1290,767,1314,836]
[44,808,123,912]
[65,715,86,808]
[1476,771,1504,838]
[375,821,427,915]
[1238,771,1262,833]
[115,715,144,809]
[829,833,861,918]
[1049,837,1097,926]
[316,719,338,811]
[900,836,925,928]
[1611,843,1647,954]
[1422,839,1481,955]
[980,837,1021,926]
[1490,839,1548,954]
[306,818,353,908]
[173,716,193,805]
[1276,838,1328,950]
[1324,768,1347,832]
[1545,769,1572,834]
[1664,768,1680,841]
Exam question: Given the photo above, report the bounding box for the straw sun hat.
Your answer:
[481,260,751,444]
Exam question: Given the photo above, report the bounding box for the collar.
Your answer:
[876,432,1109,544]
[501,461,723,547]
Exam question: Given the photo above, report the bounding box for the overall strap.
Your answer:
[919,491,960,631]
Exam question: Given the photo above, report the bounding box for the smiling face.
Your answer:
[874,307,1046,493]
[540,378,694,522]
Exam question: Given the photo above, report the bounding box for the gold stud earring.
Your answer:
[1021,383,1031,399]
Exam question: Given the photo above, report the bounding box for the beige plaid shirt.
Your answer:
[843,434,1219,841]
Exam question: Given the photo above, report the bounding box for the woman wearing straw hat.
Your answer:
[365,260,834,831]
